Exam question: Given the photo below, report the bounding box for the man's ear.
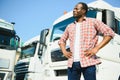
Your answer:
[82,9,86,14]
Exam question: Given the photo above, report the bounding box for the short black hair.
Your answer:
[77,2,88,14]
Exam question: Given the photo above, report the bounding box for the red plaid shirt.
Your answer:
[59,17,115,67]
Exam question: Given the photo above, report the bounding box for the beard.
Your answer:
[73,14,82,19]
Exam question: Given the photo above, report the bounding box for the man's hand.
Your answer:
[84,47,99,58]
[63,51,72,59]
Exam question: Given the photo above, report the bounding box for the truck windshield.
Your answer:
[50,9,97,42]
[0,29,16,50]
[51,9,98,62]
[20,43,37,59]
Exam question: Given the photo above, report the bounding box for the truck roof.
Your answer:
[0,19,14,30]
[53,0,120,26]
[23,35,40,46]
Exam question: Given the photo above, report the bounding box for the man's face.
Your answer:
[73,4,85,18]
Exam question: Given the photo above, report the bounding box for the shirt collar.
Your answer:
[74,17,87,24]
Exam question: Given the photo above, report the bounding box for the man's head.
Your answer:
[73,2,88,19]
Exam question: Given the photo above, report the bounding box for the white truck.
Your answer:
[15,0,120,80]
[0,19,20,80]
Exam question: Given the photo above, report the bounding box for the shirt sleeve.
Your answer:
[58,25,69,44]
[94,19,115,38]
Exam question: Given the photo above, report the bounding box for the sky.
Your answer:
[0,0,120,42]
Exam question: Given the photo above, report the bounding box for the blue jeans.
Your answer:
[68,62,96,80]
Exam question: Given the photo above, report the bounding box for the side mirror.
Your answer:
[102,10,115,31]
[10,35,20,49]
[15,35,20,48]
[38,29,49,57]
[40,29,49,45]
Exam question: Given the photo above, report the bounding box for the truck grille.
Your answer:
[0,73,5,80]
[14,62,29,80]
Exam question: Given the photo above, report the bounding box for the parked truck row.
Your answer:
[14,0,120,80]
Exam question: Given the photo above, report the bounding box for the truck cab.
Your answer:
[0,19,20,80]
[14,36,41,80]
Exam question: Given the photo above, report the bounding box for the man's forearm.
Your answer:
[59,43,67,53]
[96,36,112,50]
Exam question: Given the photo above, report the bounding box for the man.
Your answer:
[58,2,115,80]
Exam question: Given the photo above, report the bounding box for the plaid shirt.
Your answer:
[58,17,115,68]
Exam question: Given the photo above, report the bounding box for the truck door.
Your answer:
[96,9,120,80]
